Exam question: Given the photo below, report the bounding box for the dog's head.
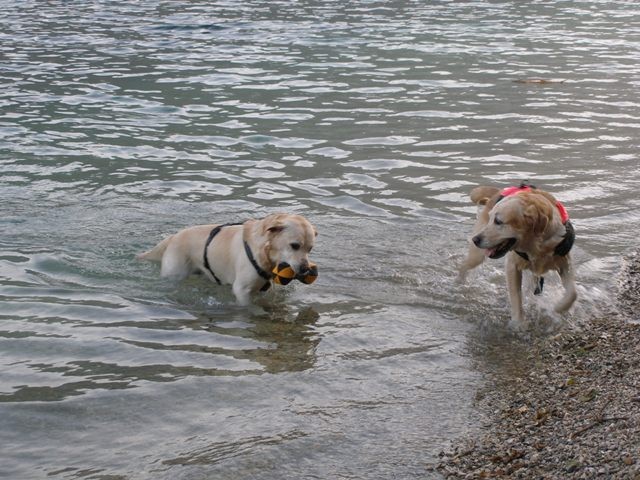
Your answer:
[472,191,556,259]
[261,214,317,275]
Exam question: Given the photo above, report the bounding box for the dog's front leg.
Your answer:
[505,255,524,327]
[232,282,253,306]
[555,257,577,313]
[458,202,493,282]
[457,245,486,282]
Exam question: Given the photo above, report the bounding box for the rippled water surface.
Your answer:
[2,1,640,478]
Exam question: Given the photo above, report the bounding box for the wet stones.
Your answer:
[618,248,640,320]
[432,316,640,478]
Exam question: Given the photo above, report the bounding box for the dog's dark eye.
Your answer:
[494,217,503,226]
[290,243,301,251]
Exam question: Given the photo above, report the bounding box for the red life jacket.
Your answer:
[499,185,569,224]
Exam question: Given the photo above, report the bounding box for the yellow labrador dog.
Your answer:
[458,183,577,326]
[137,213,317,305]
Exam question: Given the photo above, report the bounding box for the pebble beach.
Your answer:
[434,251,640,479]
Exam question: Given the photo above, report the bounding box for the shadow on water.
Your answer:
[202,304,321,374]
[0,301,322,402]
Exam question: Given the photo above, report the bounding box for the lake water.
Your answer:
[2,1,640,478]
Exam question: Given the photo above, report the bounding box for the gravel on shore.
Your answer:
[433,251,640,479]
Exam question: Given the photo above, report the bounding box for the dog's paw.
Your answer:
[508,313,527,332]
[455,270,468,284]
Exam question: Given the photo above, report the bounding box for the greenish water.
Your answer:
[1,1,639,478]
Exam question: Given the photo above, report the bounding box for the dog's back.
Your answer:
[469,186,500,206]
[136,235,174,262]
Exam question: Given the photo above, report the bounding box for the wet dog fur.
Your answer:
[458,186,577,327]
[137,213,317,305]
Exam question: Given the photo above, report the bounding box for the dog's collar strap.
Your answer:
[554,220,575,257]
[243,241,272,291]
[515,220,575,262]
[203,222,243,285]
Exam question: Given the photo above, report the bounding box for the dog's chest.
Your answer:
[512,252,559,275]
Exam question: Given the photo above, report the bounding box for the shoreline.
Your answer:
[433,249,640,478]
[433,313,640,478]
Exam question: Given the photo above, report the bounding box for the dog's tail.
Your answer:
[469,186,501,206]
[136,235,173,262]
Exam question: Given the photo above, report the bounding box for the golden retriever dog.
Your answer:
[458,183,576,326]
[137,213,317,305]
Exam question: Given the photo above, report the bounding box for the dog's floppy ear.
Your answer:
[262,214,288,236]
[267,224,285,234]
[523,199,552,235]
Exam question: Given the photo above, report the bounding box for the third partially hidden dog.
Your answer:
[137,213,317,305]
[458,183,577,327]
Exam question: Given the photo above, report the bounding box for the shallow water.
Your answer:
[2,1,640,478]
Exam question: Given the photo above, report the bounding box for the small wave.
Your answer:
[152,23,226,32]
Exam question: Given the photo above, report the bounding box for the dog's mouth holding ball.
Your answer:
[272,262,318,285]
[485,238,517,259]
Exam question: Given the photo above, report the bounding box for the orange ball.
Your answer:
[272,262,296,285]
[297,262,318,284]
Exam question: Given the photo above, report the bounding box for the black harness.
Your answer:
[552,220,575,257]
[243,241,272,291]
[203,222,272,292]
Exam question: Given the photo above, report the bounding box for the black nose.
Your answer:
[472,235,482,247]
